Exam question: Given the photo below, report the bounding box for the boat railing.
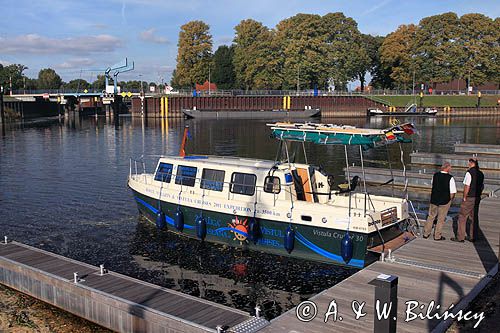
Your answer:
[129,162,404,221]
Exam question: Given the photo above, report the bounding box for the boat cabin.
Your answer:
[152,155,332,205]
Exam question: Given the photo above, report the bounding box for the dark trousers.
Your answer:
[457,197,480,241]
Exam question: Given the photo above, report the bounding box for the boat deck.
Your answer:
[260,197,499,332]
[0,242,268,332]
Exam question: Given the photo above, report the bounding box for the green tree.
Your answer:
[414,13,461,88]
[172,20,213,88]
[275,14,328,90]
[24,77,38,90]
[364,35,393,89]
[233,19,281,90]
[380,24,418,89]
[456,13,499,87]
[322,13,368,90]
[37,68,62,90]
[92,75,106,91]
[211,45,236,89]
[121,80,143,91]
[63,79,90,91]
[0,64,28,91]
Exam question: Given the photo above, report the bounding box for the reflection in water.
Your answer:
[130,218,356,319]
[0,114,498,319]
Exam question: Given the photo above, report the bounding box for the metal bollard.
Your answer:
[381,252,385,262]
[255,305,261,318]
[369,274,398,333]
[73,272,79,284]
[388,249,392,261]
[99,264,105,276]
[216,325,224,333]
[4,236,7,244]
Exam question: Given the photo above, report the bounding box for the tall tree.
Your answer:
[456,13,499,87]
[414,13,461,88]
[37,68,62,89]
[211,45,236,89]
[172,20,213,88]
[364,35,393,89]
[233,19,281,90]
[275,14,328,90]
[380,24,418,89]
[322,12,369,90]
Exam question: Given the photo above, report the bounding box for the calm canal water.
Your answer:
[0,114,499,319]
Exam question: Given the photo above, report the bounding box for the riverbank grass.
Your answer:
[369,95,500,107]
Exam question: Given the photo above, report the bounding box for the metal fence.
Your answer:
[10,88,500,97]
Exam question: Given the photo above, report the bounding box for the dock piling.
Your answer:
[255,305,261,318]
[3,236,7,244]
[369,274,398,333]
[99,264,105,276]
[73,272,79,284]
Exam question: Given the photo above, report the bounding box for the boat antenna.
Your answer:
[385,144,395,197]
[398,142,408,200]
[359,145,368,216]
[344,145,352,222]
[179,125,190,157]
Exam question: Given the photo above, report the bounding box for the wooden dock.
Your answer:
[454,143,500,155]
[0,242,268,333]
[410,152,500,170]
[260,197,499,332]
[345,166,500,197]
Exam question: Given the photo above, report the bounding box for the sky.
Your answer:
[0,0,498,84]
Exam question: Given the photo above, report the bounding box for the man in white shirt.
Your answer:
[423,162,457,240]
[452,158,484,242]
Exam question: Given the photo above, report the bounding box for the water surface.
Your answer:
[1,114,498,318]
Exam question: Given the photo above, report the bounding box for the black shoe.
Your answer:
[450,237,464,243]
[423,234,429,239]
[466,236,475,243]
[434,236,446,241]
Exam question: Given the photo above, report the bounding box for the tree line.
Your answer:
[172,12,499,91]
[0,64,159,93]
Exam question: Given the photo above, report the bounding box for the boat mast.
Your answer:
[179,126,189,157]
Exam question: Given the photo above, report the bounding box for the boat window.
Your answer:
[230,172,256,196]
[154,163,173,183]
[264,176,281,194]
[201,168,225,192]
[175,165,197,187]
[301,215,312,222]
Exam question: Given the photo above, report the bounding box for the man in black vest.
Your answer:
[423,162,456,240]
[452,158,484,242]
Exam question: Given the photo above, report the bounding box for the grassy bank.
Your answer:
[368,95,500,107]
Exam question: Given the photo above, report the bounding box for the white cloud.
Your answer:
[55,57,96,69]
[0,59,12,66]
[360,0,392,17]
[139,28,169,44]
[0,34,124,55]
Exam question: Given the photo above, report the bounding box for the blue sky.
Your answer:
[0,0,498,84]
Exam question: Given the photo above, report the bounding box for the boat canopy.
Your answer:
[267,122,417,148]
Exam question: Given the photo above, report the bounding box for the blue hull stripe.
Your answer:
[135,196,195,229]
[136,196,364,267]
[214,227,249,237]
[295,231,364,268]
